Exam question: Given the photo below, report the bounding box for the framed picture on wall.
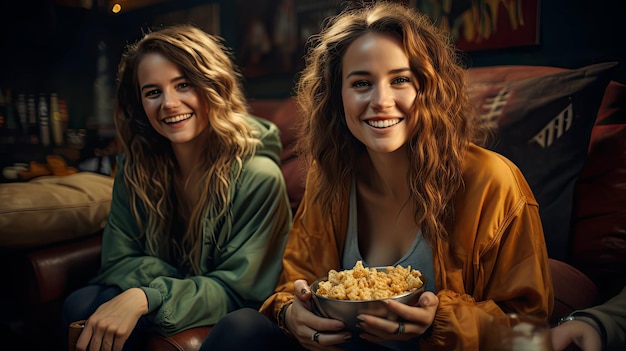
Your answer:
[415,0,540,51]
[233,0,342,97]
[234,0,417,97]
[234,0,340,79]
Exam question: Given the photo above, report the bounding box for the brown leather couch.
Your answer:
[1,64,624,351]
[0,98,306,351]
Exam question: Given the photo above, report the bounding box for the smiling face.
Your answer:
[137,52,209,145]
[341,32,417,154]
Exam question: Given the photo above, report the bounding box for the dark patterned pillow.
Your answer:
[467,62,617,260]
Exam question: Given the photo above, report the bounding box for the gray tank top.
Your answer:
[342,180,436,293]
[341,181,435,351]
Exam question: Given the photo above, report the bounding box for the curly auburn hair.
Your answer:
[294,1,488,244]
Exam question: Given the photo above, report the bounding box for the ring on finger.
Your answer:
[312,331,321,343]
[395,321,405,335]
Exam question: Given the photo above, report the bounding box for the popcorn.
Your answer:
[316,261,423,300]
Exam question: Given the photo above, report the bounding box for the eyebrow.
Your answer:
[140,83,157,92]
[345,68,411,78]
[140,76,186,92]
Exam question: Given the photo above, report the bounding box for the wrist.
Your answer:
[559,312,607,350]
[277,301,293,335]
[557,315,578,325]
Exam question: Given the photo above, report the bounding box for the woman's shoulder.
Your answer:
[242,153,283,178]
[234,153,288,206]
[244,114,283,166]
[238,151,286,196]
[463,143,523,177]
[462,143,537,204]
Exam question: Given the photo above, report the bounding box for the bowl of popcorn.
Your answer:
[310,260,426,333]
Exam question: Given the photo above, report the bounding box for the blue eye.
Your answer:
[145,89,160,97]
[352,80,371,88]
[176,81,194,91]
[392,76,411,85]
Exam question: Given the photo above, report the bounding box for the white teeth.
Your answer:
[163,113,192,124]
[366,119,401,128]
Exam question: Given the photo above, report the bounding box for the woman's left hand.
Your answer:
[356,291,439,343]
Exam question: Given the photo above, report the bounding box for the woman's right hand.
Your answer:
[284,279,352,351]
[76,287,148,351]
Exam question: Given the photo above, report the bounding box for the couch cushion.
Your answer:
[0,172,113,248]
[249,98,300,160]
[467,62,617,260]
[570,80,626,300]
[249,98,306,212]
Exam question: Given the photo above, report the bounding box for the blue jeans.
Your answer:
[199,308,394,351]
[199,308,301,351]
[61,285,151,351]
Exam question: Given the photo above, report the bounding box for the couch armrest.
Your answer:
[145,327,213,351]
[26,233,102,304]
[549,258,598,325]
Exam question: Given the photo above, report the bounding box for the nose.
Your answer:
[370,85,394,110]
[162,89,180,109]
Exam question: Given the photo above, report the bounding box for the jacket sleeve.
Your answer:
[94,155,292,335]
[260,167,347,322]
[422,151,554,350]
[575,286,626,349]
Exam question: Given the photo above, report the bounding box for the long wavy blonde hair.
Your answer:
[114,24,260,274]
[295,1,488,245]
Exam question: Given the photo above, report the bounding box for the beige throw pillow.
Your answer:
[0,172,113,248]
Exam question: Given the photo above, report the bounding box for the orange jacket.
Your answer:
[260,144,554,350]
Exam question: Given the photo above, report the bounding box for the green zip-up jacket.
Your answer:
[90,116,292,336]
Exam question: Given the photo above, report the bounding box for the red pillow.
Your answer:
[570,81,626,301]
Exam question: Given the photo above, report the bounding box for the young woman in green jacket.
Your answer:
[61,24,292,351]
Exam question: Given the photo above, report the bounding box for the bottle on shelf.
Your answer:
[50,93,64,146]
[5,89,17,131]
[16,93,27,142]
[0,89,6,143]
[2,89,18,144]
[38,93,50,147]
[27,94,39,144]
[0,89,6,130]
[59,98,69,143]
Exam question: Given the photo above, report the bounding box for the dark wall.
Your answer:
[0,1,100,129]
[464,0,625,82]
[1,0,624,126]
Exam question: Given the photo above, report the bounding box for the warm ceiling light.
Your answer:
[112,3,122,13]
